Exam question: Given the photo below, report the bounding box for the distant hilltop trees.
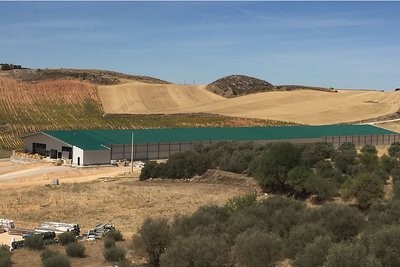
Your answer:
[0,63,27,70]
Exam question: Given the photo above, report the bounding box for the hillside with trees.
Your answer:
[135,141,400,266]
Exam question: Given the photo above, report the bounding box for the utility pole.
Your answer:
[131,131,134,173]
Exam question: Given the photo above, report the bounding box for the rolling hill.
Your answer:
[98,81,400,125]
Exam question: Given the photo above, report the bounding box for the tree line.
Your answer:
[141,141,400,209]
[133,195,400,267]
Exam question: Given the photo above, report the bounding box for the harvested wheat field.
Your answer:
[99,81,400,125]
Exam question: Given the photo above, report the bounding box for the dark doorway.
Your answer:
[32,143,46,156]
[50,149,57,159]
[77,157,80,166]
[57,152,62,159]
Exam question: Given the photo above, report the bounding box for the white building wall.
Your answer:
[83,150,110,165]
[72,146,84,166]
[23,133,71,153]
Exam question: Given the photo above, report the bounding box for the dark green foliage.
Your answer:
[293,235,332,267]
[232,228,283,267]
[304,174,338,202]
[301,142,334,166]
[66,242,85,258]
[393,181,400,200]
[41,249,60,261]
[160,233,230,267]
[104,246,126,262]
[324,242,381,267]
[381,154,398,173]
[359,145,379,169]
[132,217,171,267]
[24,234,44,250]
[59,232,76,245]
[106,229,123,241]
[287,166,313,196]
[0,245,12,267]
[342,173,384,209]
[224,192,257,212]
[286,223,329,258]
[104,237,116,248]
[254,142,302,191]
[334,144,357,174]
[316,204,364,242]
[391,167,400,182]
[43,254,71,267]
[367,200,400,228]
[366,226,400,267]
[389,142,400,159]
[140,161,164,180]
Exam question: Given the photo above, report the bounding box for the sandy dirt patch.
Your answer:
[99,81,400,125]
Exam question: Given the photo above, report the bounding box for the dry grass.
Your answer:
[99,81,400,125]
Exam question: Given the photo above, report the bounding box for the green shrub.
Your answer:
[317,204,364,242]
[0,245,12,267]
[161,233,230,267]
[324,242,381,267]
[43,254,71,267]
[224,192,258,212]
[24,234,44,250]
[104,237,116,248]
[389,142,400,159]
[367,226,400,267]
[132,217,171,267]
[106,229,123,241]
[66,242,85,258]
[293,235,332,267]
[59,232,76,245]
[41,248,60,260]
[394,181,400,200]
[104,246,126,262]
[232,228,283,267]
[286,223,328,258]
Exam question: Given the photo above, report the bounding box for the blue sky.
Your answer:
[0,2,399,89]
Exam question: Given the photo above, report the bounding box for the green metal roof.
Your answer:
[42,125,396,150]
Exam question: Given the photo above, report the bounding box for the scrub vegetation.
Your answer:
[141,141,400,209]
[133,194,400,267]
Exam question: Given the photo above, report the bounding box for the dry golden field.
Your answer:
[98,81,400,125]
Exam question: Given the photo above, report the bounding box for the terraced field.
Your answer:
[0,77,288,150]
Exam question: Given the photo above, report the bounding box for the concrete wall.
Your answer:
[23,133,71,154]
[72,146,83,166]
[83,150,111,165]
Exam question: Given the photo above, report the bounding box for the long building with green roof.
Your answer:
[22,125,399,166]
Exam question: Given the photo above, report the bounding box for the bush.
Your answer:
[43,254,71,267]
[132,217,171,267]
[41,248,60,260]
[232,228,283,267]
[104,237,116,248]
[342,173,384,209]
[394,181,400,200]
[24,234,44,250]
[161,233,230,267]
[389,142,400,159]
[367,226,400,267]
[323,242,381,267]
[286,223,329,258]
[224,192,258,212]
[0,245,12,267]
[140,161,163,180]
[381,154,398,173]
[304,174,338,202]
[293,235,332,267]
[66,242,85,258]
[104,246,126,262]
[317,204,364,242]
[106,229,123,241]
[59,232,76,245]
